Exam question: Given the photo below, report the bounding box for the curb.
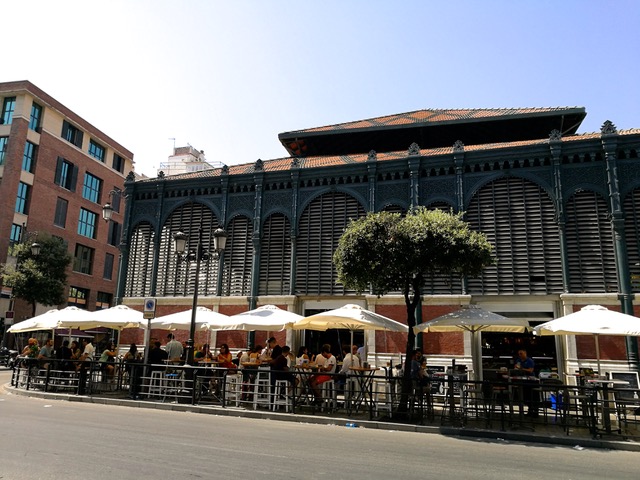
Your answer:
[4,383,640,452]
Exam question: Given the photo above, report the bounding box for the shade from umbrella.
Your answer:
[288,304,408,361]
[533,304,640,373]
[211,305,302,331]
[7,306,97,333]
[414,305,530,381]
[58,304,146,330]
[150,306,230,331]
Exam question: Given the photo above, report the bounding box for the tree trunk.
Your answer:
[396,277,421,415]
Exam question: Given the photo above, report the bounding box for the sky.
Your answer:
[3,0,639,177]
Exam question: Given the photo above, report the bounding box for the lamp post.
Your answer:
[173,226,227,365]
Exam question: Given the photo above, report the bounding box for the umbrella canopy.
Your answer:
[58,304,146,330]
[7,306,96,333]
[414,305,530,381]
[150,306,230,331]
[533,304,640,373]
[288,304,408,361]
[211,305,302,331]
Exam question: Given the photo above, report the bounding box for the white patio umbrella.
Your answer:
[7,306,96,333]
[7,308,62,333]
[57,304,146,330]
[210,304,303,331]
[533,304,640,374]
[150,306,230,331]
[288,304,408,361]
[413,304,531,381]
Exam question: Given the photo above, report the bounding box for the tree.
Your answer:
[333,207,494,412]
[1,234,72,317]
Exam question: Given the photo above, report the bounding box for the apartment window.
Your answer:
[103,253,115,280]
[112,153,125,173]
[107,220,121,246]
[54,157,78,191]
[1,97,16,125]
[54,197,68,227]
[61,120,83,148]
[10,224,22,246]
[88,139,105,162]
[29,102,42,131]
[0,136,7,165]
[78,208,97,239]
[15,182,30,214]
[73,245,94,275]
[68,286,89,308]
[96,291,112,310]
[22,141,37,172]
[82,172,102,203]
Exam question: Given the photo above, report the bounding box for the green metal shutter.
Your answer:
[259,213,291,296]
[221,215,253,296]
[125,222,154,297]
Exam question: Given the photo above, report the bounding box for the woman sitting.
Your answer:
[217,344,236,369]
[98,342,118,380]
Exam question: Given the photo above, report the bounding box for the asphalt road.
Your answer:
[1,369,640,480]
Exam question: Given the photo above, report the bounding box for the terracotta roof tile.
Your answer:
[140,128,640,184]
[285,107,580,135]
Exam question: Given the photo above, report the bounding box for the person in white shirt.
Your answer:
[165,333,183,362]
[339,345,361,375]
[310,344,336,402]
[260,337,277,361]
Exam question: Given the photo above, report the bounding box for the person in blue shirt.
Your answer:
[515,349,535,374]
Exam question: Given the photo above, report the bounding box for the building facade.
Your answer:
[0,81,134,331]
[118,107,640,376]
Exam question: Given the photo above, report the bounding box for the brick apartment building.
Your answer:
[0,81,134,335]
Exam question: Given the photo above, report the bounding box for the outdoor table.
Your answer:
[587,378,629,434]
[292,364,321,407]
[348,366,379,418]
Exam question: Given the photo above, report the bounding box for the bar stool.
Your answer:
[224,372,243,407]
[321,380,337,412]
[272,379,292,412]
[374,378,394,417]
[253,367,271,409]
[148,370,164,398]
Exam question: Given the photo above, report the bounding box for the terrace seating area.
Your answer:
[10,357,640,441]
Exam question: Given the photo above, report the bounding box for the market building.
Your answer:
[118,107,640,377]
[0,81,134,336]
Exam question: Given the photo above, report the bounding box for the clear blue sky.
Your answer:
[3,0,639,176]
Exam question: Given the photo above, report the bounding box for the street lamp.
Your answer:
[102,189,126,222]
[173,226,228,365]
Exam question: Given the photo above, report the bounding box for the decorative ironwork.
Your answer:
[408,142,421,156]
[367,150,377,162]
[255,158,264,171]
[601,120,618,135]
[453,140,465,152]
[549,129,562,141]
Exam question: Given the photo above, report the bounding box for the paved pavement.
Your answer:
[2,367,639,452]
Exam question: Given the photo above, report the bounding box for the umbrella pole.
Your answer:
[595,334,602,375]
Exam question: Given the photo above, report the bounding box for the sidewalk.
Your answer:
[3,376,639,452]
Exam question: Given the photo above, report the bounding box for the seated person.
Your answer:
[296,346,311,365]
[148,341,168,371]
[37,338,55,368]
[410,349,429,388]
[337,345,360,393]
[514,349,538,417]
[217,343,236,369]
[309,344,336,403]
[56,340,73,371]
[98,342,118,380]
[194,343,214,362]
[270,345,297,390]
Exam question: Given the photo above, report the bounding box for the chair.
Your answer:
[562,384,596,435]
[373,377,394,417]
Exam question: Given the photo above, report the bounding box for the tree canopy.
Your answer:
[1,234,72,316]
[333,207,494,412]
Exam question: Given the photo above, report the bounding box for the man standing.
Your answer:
[79,338,95,362]
[165,333,183,362]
